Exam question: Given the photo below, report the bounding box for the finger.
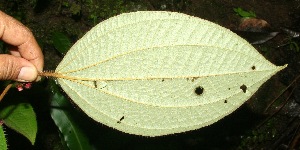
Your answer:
[0,11,44,73]
[0,54,37,81]
[9,49,22,57]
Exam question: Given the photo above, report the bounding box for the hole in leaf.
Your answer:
[117,116,125,123]
[251,66,256,70]
[194,86,204,95]
[240,84,247,93]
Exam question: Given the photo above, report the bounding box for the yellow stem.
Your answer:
[38,71,63,79]
[0,84,12,102]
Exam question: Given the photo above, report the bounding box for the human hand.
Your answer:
[0,11,44,82]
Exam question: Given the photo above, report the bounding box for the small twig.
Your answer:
[258,84,297,129]
[288,121,300,149]
[0,84,12,102]
[257,75,300,128]
[38,71,61,79]
[264,74,300,113]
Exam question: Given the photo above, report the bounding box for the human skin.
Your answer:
[0,11,44,82]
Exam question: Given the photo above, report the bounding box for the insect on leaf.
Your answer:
[41,11,287,136]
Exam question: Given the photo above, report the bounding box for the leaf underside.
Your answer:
[53,11,286,136]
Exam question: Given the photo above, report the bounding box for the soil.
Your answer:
[0,0,300,149]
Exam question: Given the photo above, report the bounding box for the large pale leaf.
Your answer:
[46,11,286,136]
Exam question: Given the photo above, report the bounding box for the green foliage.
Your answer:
[29,0,37,7]
[0,126,7,150]
[158,0,192,11]
[233,7,256,18]
[50,33,92,149]
[0,96,37,145]
[239,118,278,149]
[49,80,93,150]
[69,3,81,16]
[56,0,147,25]
[85,0,146,24]
[289,41,299,52]
[51,31,72,55]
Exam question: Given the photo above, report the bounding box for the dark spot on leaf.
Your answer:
[191,77,199,82]
[162,79,165,82]
[117,116,125,123]
[94,81,97,88]
[240,84,247,93]
[195,86,204,95]
[251,66,256,70]
[228,88,231,90]
[224,100,227,103]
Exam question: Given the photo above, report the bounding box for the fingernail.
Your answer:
[18,67,37,82]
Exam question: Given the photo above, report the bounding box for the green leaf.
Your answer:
[50,80,93,150]
[51,31,72,55]
[0,125,7,150]
[233,7,256,18]
[0,101,37,144]
[49,11,286,136]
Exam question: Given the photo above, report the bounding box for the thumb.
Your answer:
[0,54,38,82]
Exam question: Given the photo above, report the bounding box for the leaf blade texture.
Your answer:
[0,102,37,144]
[54,11,287,136]
[0,126,7,150]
